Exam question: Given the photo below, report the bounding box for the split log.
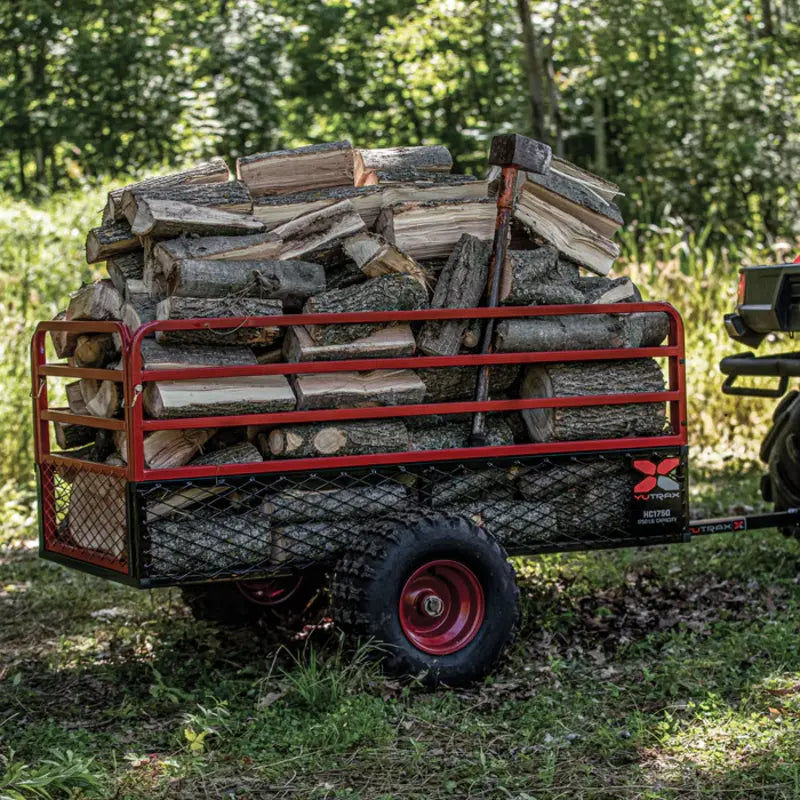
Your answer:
[417,234,491,357]
[271,199,366,267]
[408,417,514,451]
[268,419,409,458]
[80,375,121,418]
[427,467,516,508]
[499,247,583,306]
[163,257,325,307]
[103,157,230,223]
[236,140,354,197]
[68,471,126,557]
[50,311,76,358]
[303,274,429,346]
[378,177,488,206]
[344,232,426,285]
[551,156,621,204]
[143,375,295,419]
[293,370,425,410]
[106,251,144,295]
[577,276,640,304]
[417,364,519,402]
[73,334,118,368]
[263,483,407,524]
[283,323,415,363]
[54,421,95,450]
[120,180,253,226]
[114,428,216,469]
[152,232,281,274]
[139,340,257,370]
[253,185,386,230]
[155,296,283,347]
[353,145,452,186]
[494,311,669,353]
[148,512,272,575]
[519,359,666,442]
[129,198,265,239]
[66,380,88,414]
[461,318,483,350]
[189,441,262,466]
[122,278,149,302]
[376,199,496,260]
[86,220,139,263]
[121,295,158,334]
[456,500,557,547]
[67,280,121,321]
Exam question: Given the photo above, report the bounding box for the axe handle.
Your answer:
[469,165,518,446]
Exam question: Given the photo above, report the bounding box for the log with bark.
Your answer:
[237,140,354,197]
[139,339,257,370]
[344,232,426,285]
[188,441,262,466]
[67,280,121,321]
[72,334,118,368]
[417,234,491,357]
[269,520,354,565]
[143,374,295,419]
[494,311,670,353]
[152,232,281,275]
[163,257,325,307]
[417,364,519,402]
[353,145,453,186]
[456,500,558,546]
[120,180,253,226]
[267,419,410,458]
[148,512,272,575]
[577,276,640,304]
[106,251,144,295]
[154,296,284,347]
[86,221,139,263]
[114,427,216,469]
[375,199,496,260]
[129,198,265,239]
[408,416,514,451]
[499,247,583,306]
[253,185,386,230]
[283,323,415,363]
[263,482,407,524]
[121,295,158,334]
[426,466,517,508]
[519,359,666,442]
[54,421,95,450]
[303,274,429,346]
[102,157,230,223]
[292,370,426,410]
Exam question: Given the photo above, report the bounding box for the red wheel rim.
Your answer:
[237,574,304,606]
[398,559,485,655]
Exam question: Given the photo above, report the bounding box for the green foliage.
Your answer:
[0,749,103,799]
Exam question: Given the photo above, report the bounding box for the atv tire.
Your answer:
[761,390,800,538]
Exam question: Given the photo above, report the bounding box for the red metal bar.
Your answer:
[42,453,127,477]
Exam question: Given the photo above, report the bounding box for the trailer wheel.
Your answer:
[761,390,800,538]
[181,567,326,627]
[331,513,519,686]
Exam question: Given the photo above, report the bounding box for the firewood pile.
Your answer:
[49,139,671,564]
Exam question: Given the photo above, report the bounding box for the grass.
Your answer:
[2,190,800,796]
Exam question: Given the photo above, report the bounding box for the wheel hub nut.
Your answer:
[422,595,444,618]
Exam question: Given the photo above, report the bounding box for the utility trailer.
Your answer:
[32,301,797,685]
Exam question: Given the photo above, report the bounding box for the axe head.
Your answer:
[489,134,552,174]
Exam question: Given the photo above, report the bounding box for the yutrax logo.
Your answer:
[633,457,680,501]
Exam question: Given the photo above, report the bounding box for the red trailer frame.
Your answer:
[32,302,690,586]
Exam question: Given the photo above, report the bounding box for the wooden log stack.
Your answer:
[49,137,671,563]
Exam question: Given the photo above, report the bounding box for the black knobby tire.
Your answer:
[182,567,327,627]
[761,390,800,538]
[331,512,519,686]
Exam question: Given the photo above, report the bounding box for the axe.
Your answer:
[469,133,552,446]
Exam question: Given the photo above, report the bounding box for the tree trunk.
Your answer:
[283,323,415,363]
[164,258,325,307]
[593,92,607,175]
[103,157,231,223]
[519,359,666,442]
[129,198,265,239]
[292,370,425,410]
[267,419,410,458]
[143,375,295,419]
[303,274,429,346]
[515,0,548,142]
[417,234,491,356]
[155,296,283,347]
[120,179,253,225]
[236,140,354,197]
